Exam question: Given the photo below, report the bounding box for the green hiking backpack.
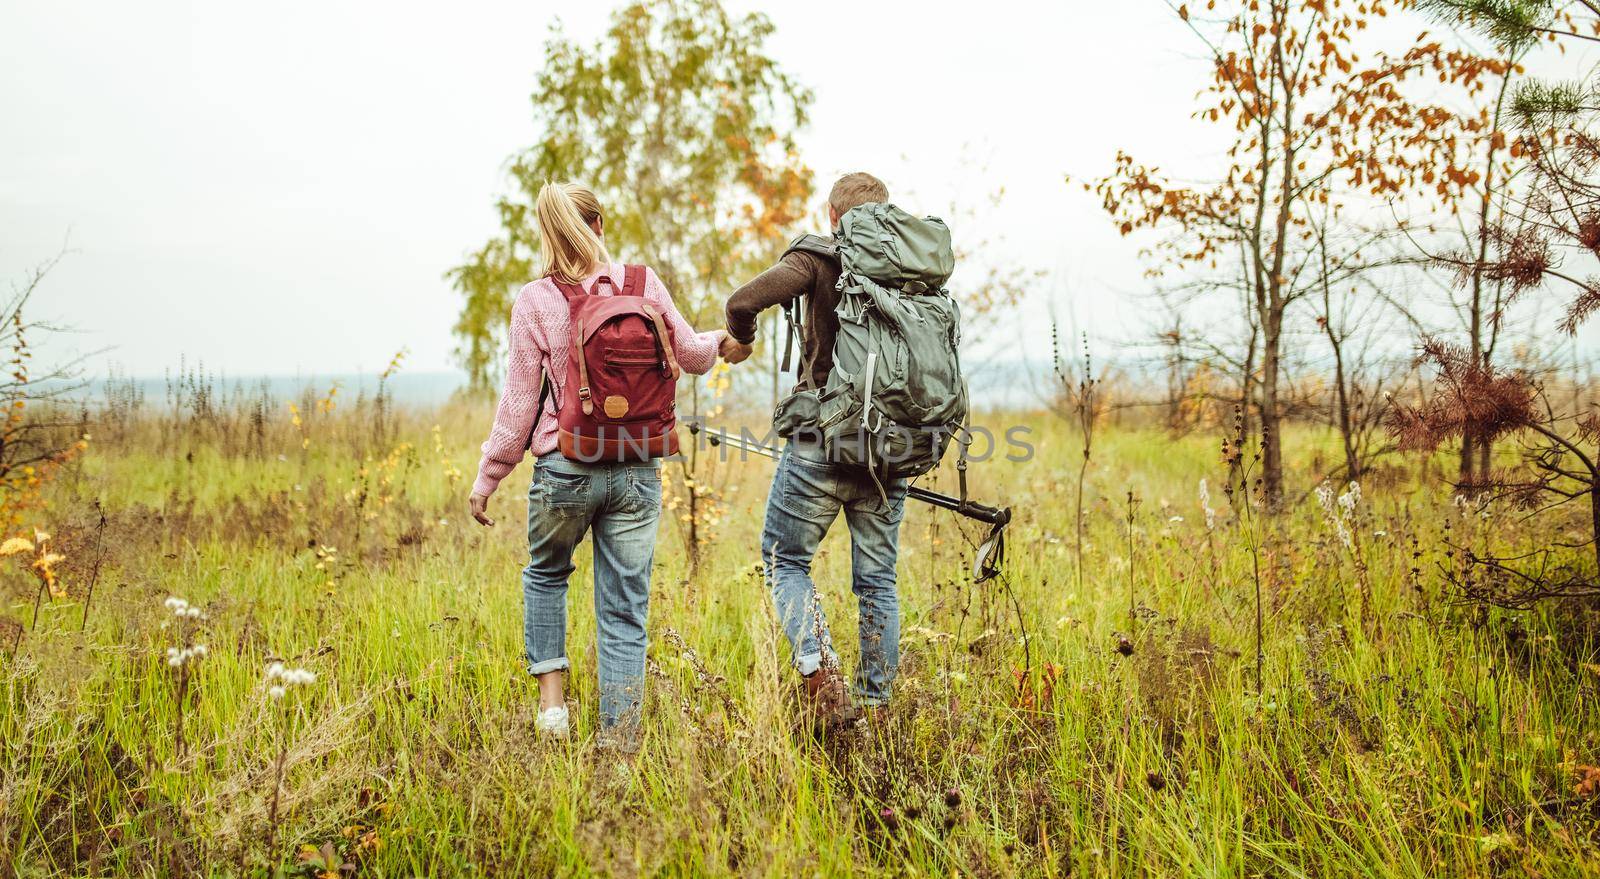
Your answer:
[773,202,970,484]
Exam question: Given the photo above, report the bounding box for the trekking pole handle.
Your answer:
[905,486,1011,526]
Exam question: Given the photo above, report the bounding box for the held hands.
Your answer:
[469,493,494,527]
[718,332,754,365]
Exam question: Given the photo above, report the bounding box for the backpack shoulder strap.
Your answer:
[620,264,646,297]
[783,234,839,264]
[775,237,836,378]
[552,276,588,301]
[522,364,557,451]
[556,273,595,301]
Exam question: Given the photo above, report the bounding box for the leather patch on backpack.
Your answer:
[603,395,630,419]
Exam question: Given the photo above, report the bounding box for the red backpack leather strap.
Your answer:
[620,264,646,297]
[639,302,681,381]
[572,316,594,415]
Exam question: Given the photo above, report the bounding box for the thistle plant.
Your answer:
[263,660,318,860]
[162,596,207,757]
[1316,480,1375,633]
[1222,406,1269,694]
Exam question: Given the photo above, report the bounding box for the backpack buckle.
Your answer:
[577,387,591,400]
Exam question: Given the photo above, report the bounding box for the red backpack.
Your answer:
[552,264,681,462]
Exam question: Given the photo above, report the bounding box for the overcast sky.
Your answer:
[2,1,1593,379]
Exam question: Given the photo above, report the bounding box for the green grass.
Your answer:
[2,403,1598,877]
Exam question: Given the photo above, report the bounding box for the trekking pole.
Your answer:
[686,422,1012,580]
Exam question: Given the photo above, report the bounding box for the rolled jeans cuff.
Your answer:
[794,651,831,677]
[527,656,570,676]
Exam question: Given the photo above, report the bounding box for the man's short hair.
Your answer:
[829,172,889,215]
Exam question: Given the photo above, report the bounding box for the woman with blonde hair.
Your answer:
[469,182,725,747]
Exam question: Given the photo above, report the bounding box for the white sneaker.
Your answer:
[536,705,570,739]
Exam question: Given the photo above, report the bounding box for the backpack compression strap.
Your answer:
[620,264,645,297]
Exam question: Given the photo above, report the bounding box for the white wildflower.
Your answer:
[265,663,317,698]
[1314,481,1336,516]
[1315,480,1355,550]
[164,596,188,614]
[1338,481,1361,512]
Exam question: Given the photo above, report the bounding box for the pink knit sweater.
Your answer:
[472,263,724,498]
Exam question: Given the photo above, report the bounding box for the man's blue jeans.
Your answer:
[522,451,662,731]
[760,441,908,705]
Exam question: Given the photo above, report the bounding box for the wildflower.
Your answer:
[265,662,317,697]
[944,788,962,808]
[1315,481,1335,515]
[1314,480,1355,550]
[0,536,34,556]
[1338,481,1361,512]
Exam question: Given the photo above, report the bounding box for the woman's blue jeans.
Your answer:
[522,451,662,731]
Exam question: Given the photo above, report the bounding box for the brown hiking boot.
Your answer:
[802,668,859,732]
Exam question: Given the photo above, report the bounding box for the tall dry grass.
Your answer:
[1,374,1598,877]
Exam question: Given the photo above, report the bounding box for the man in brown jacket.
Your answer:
[720,172,909,730]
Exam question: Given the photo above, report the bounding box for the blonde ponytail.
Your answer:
[535,182,610,284]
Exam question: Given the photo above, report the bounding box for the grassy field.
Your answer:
[2,392,1599,877]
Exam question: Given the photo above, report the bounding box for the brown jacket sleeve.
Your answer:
[724,252,816,344]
